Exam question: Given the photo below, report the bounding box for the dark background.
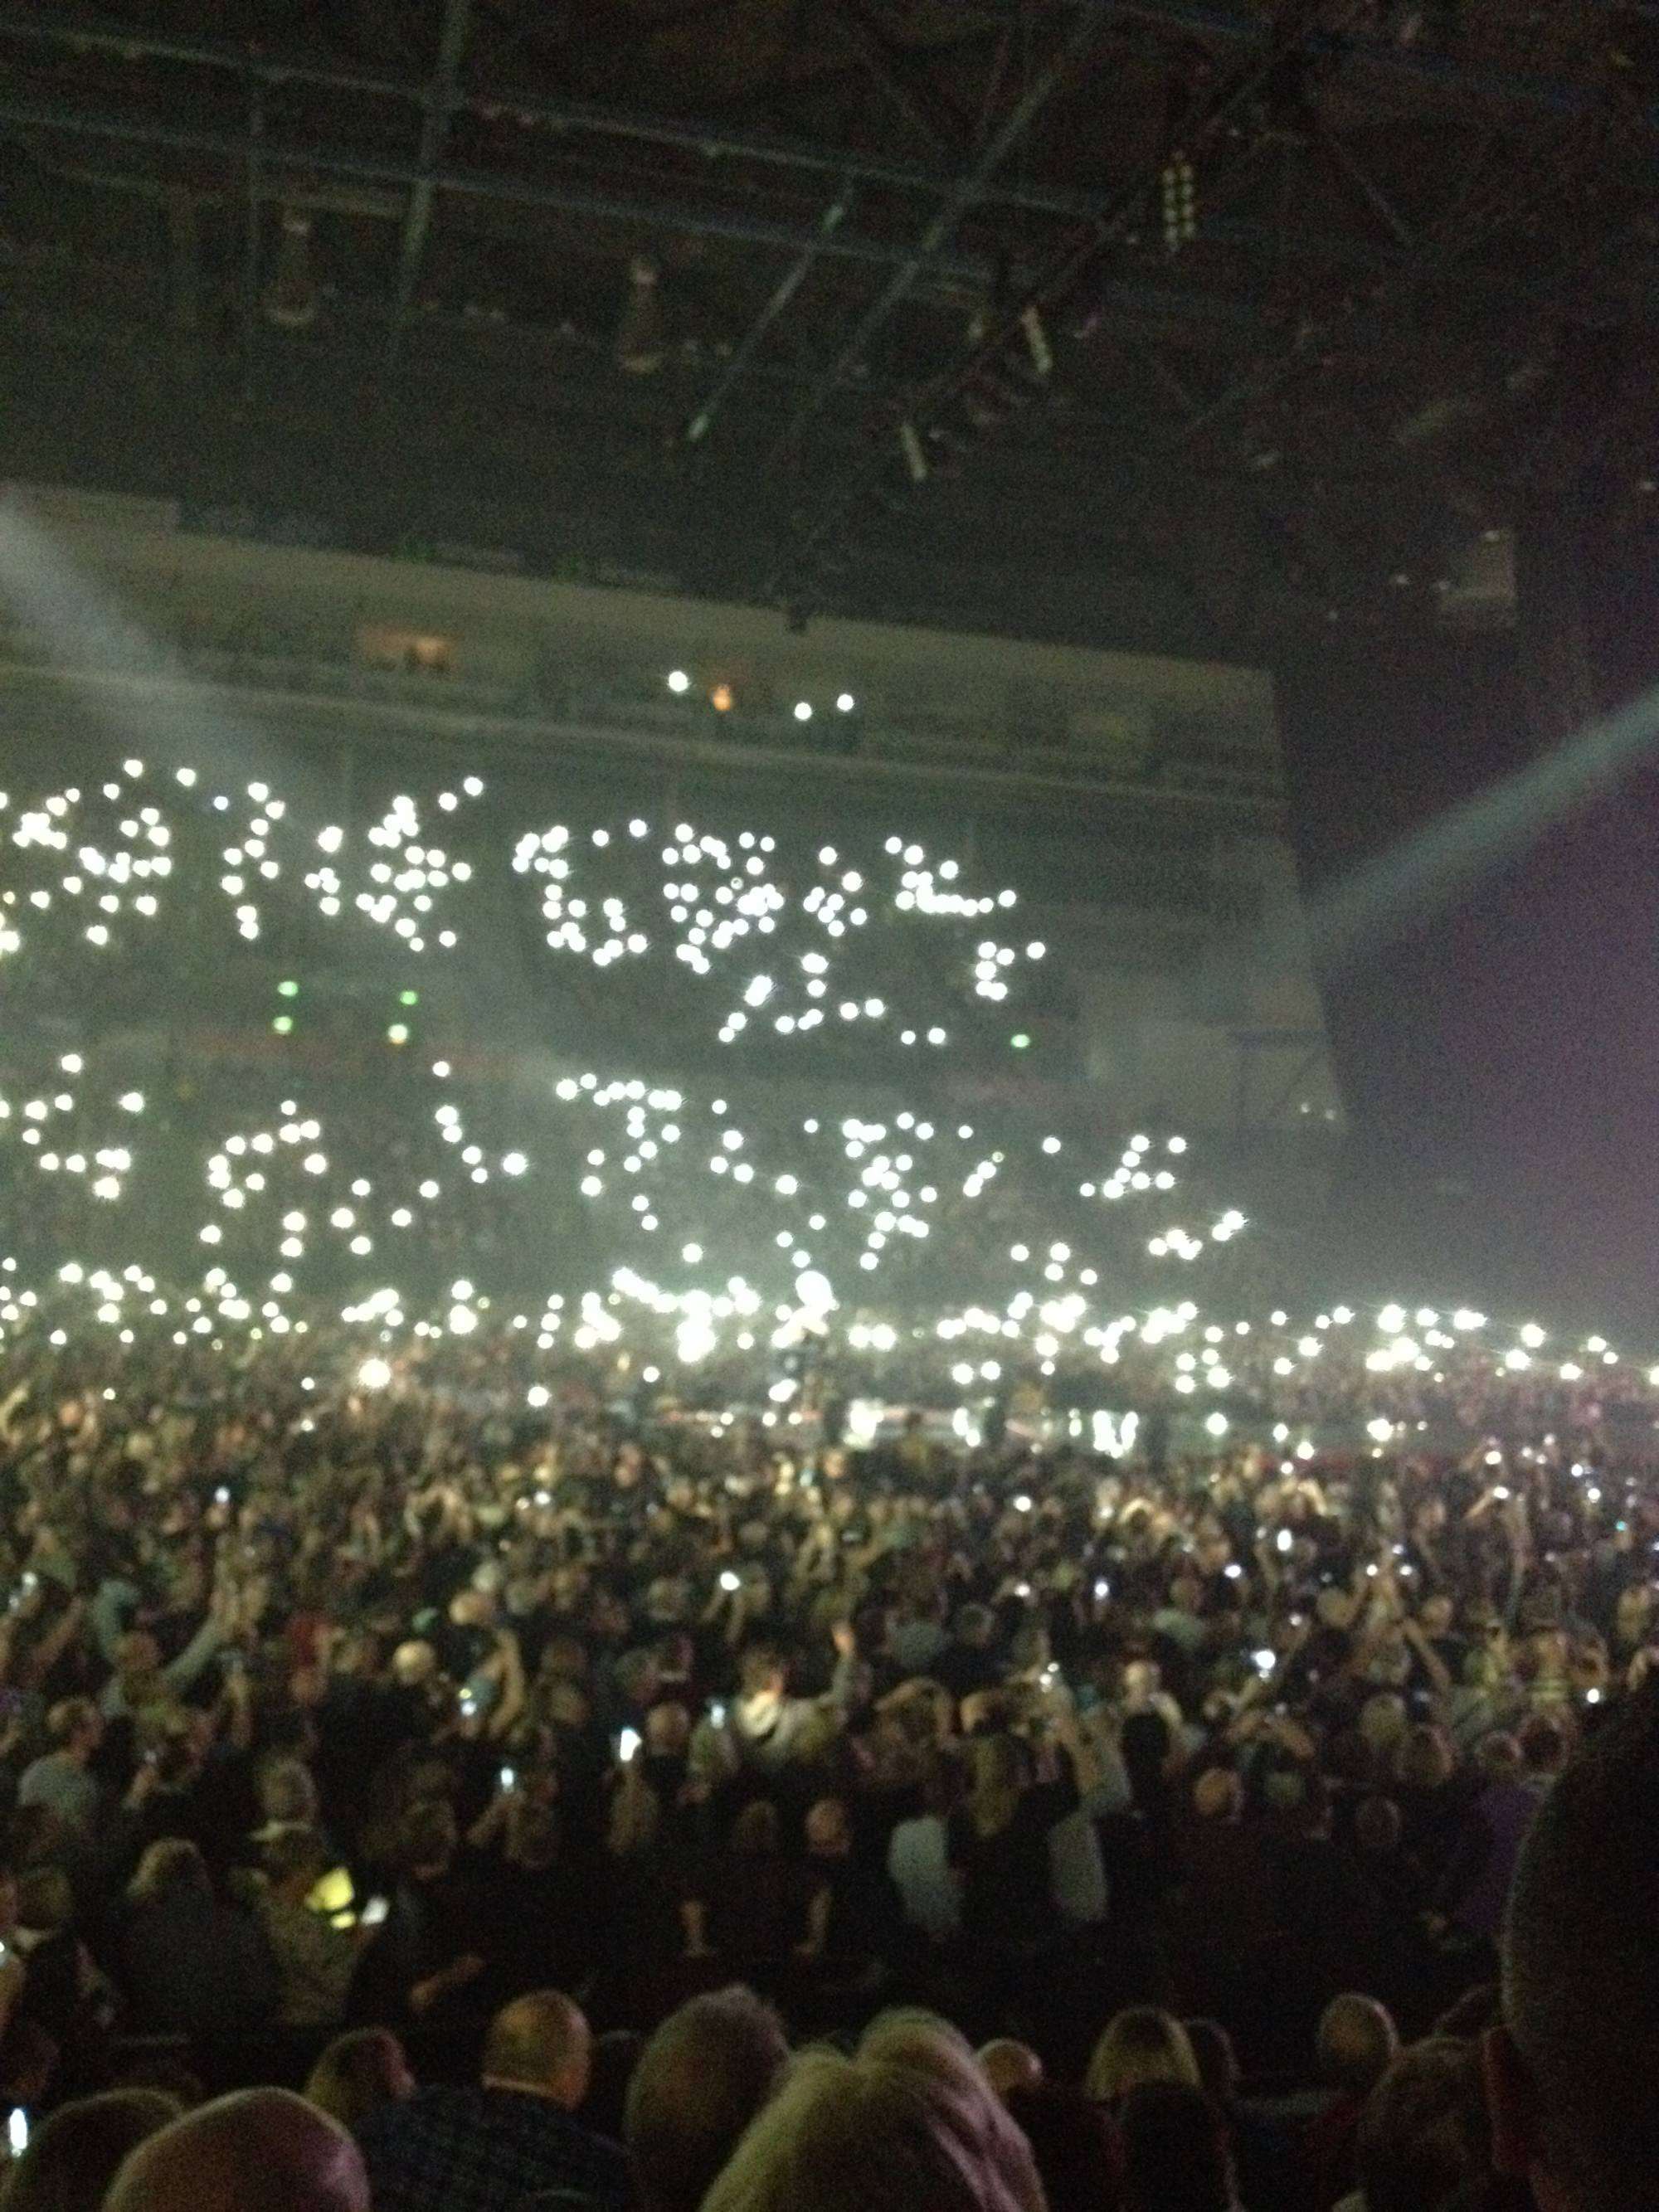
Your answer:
[1276,481,1659,1328]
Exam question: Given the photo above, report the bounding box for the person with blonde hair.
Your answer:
[979,2039,1044,2102]
[701,2008,1045,2212]
[1085,2008,1200,2105]
[304,2028,414,2137]
[956,1731,1078,1954]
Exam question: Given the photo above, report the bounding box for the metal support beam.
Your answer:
[240,85,263,402]
[1095,0,1644,123]
[164,187,201,355]
[2,19,1640,333]
[0,98,1002,289]
[1317,127,1416,248]
[1167,128,1538,454]
[771,2,1117,464]
[684,184,855,447]
[0,284,1279,461]
[6,2,1639,241]
[390,0,474,357]
[767,0,1361,596]
[829,0,966,158]
[0,7,1115,227]
[5,114,1634,335]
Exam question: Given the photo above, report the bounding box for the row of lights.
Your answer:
[665,671,855,721]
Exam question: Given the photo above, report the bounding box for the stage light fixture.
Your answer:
[1161,151,1198,253]
[265,208,319,329]
[1019,304,1053,377]
[615,255,666,374]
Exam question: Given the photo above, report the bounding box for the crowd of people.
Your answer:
[0,1309,1648,2212]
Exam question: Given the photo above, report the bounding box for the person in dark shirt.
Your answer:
[783,1793,899,2031]
[464,1779,575,2005]
[697,1797,794,1979]
[933,1606,1005,1702]
[348,1801,484,2030]
[1120,2083,1240,2212]
[356,1990,630,2212]
[953,1732,1077,1953]
[793,1795,898,1969]
[119,1838,276,2059]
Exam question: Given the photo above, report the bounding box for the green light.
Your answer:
[277,980,299,999]
[398,989,419,1007]
[387,1023,409,1046]
[1010,1033,1031,1050]
[272,1015,294,1035]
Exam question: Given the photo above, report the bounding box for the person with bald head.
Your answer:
[355,1990,630,2212]
[104,2088,367,2212]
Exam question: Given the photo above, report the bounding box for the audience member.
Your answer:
[0,2088,178,2212]
[1120,2083,1240,2212]
[102,2087,368,2212]
[1488,1686,1659,2212]
[1354,2041,1490,2212]
[625,1987,788,2212]
[258,1829,360,2031]
[304,2029,415,2137]
[700,2010,1044,2212]
[118,1840,275,2054]
[1306,1996,1403,2209]
[355,1991,630,2212]
[980,2040,1045,2102]
[1004,2084,1120,2212]
[1087,2010,1201,2105]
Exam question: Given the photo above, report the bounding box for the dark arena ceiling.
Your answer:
[3,0,1659,657]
